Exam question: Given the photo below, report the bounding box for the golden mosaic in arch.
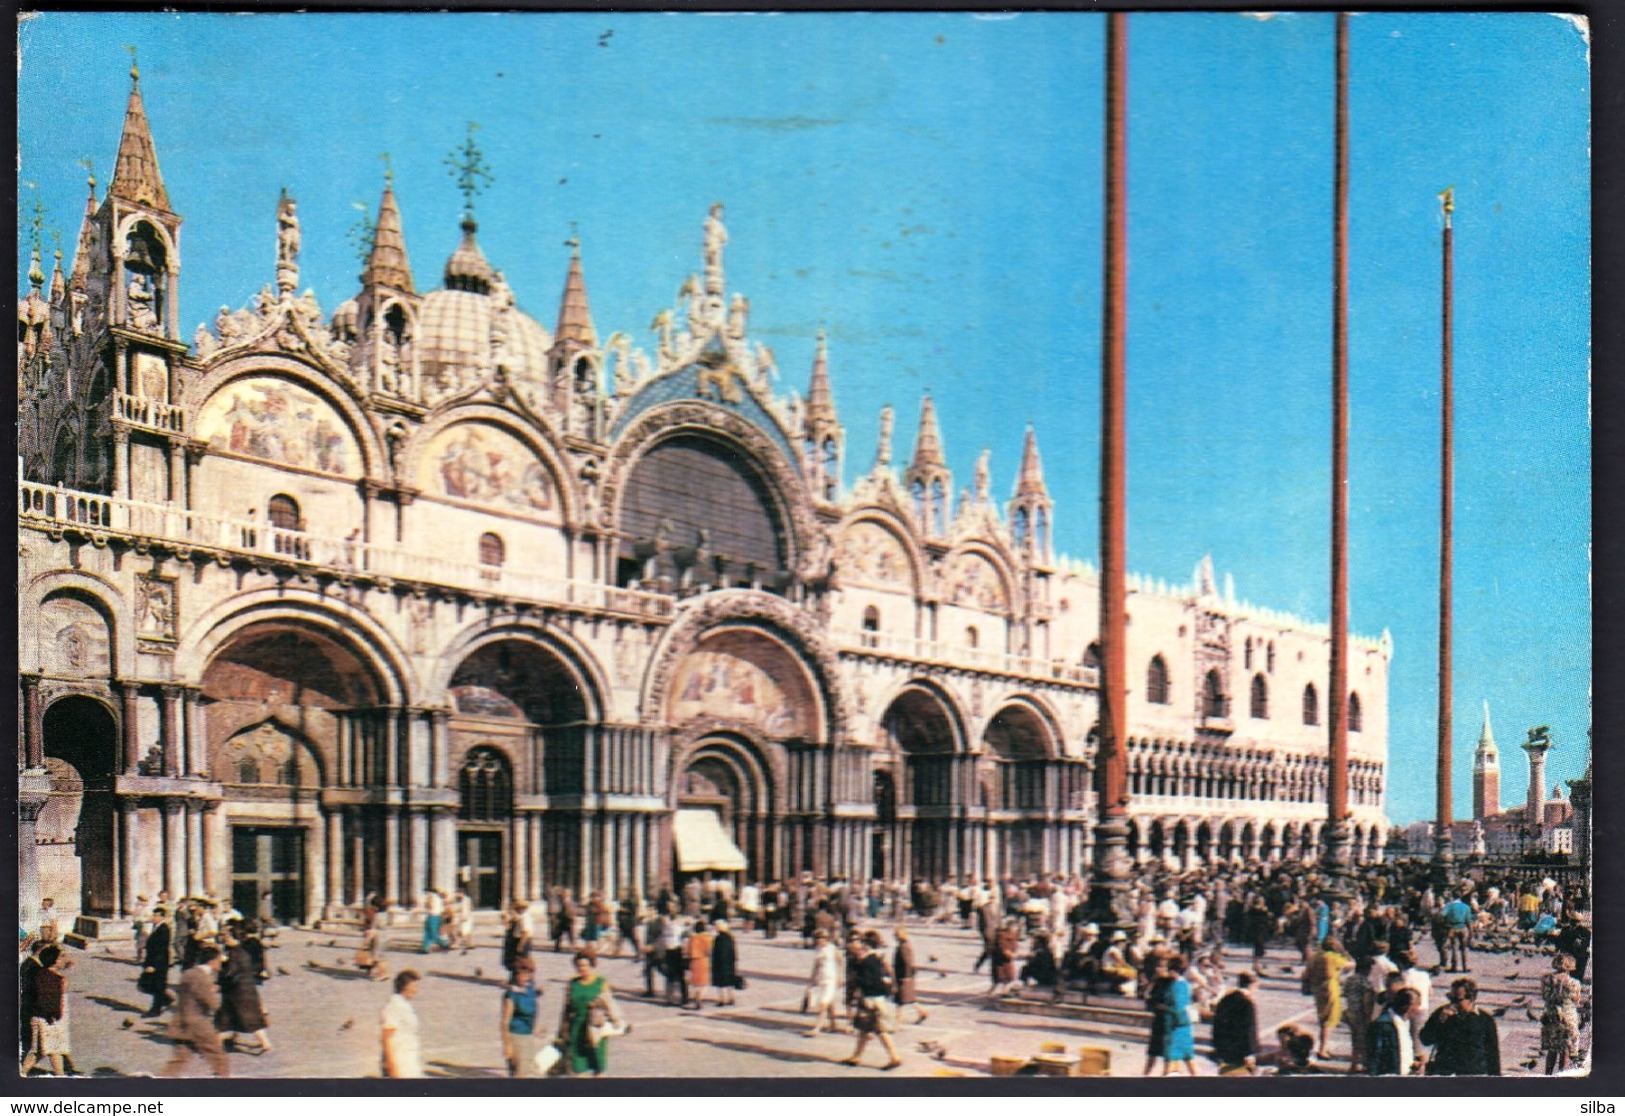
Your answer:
[668,630,816,740]
[195,374,361,478]
[839,520,912,589]
[419,422,555,518]
[946,550,1007,610]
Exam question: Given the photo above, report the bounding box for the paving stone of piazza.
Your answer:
[30,917,1570,1082]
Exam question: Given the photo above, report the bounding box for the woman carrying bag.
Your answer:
[558,952,628,1076]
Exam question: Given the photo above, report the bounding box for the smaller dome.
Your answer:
[444,218,494,294]
[417,288,554,392]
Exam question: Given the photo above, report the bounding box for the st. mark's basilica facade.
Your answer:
[17,73,1392,932]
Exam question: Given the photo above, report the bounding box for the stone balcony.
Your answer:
[831,625,1098,687]
[113,392,187,435]
[19,481,675,623]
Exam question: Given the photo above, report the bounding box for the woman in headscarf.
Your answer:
[710,920,739,1007]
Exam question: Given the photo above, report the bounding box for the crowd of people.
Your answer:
[16,858,1591,1078]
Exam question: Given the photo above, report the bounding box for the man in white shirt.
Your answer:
[37,898,60,942]
[381,969,424,1078]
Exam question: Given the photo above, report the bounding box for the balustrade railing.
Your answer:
[113,392,187,434]
[831,626,1096,685]
[19,481,674,619]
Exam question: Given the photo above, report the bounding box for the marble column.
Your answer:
[511,815,528,908]
[117,800,135,918]
[186,801,205,896]
[184,688,208,779]
[326,810,345,918]
[22,676,44,769]
[384,811,401,907]
[161,687,183,779]
[121,683,143,774]
[432,810,456,895]
[349,809,366,907]
[161,802,183,899]
[409,810,430,900]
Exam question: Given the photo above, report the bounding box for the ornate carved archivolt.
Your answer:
[642,589,850,746]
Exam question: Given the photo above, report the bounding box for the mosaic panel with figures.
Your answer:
[946,550,1008,611]
[419,422,556,518]
[196,375,361,477]
[839,521,913,589]
[668,630,816,740]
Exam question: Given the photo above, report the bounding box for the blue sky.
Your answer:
[17,12,1590,825]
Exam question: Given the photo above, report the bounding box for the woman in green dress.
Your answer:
[559,952,623,1075]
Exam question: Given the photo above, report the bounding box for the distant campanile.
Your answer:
[1471,701,1500,819]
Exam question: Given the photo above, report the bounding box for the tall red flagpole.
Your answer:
[1325,11,1353,875]
[1091,10,1132,925]
[1435,187,1456,872]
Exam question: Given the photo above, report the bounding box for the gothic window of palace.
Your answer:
[1085,642,1102,672]
[1267,641,1276,673]
[1146,655,1170,705]
[1348,691,1363,733]
[479,531,506,568]
[1250,673,1269,719]
[966,625,979,649]
[1302,683,1320,727]
[459,747,512,823]
[1203,669,1227,719]
[1244,637,1253,670]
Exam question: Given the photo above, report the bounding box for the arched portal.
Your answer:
[203,621,385,921]
[880,686,962,882]
[448,638,590,906]
[675,736,772,885]
[983,703,1053,880]
[40,697,119,917]
[1196,820,1214,864]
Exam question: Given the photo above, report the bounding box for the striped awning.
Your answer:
[673,808,747,873]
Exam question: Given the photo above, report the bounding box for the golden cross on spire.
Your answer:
[380,151,393,187]
[444,122,493,220]
[124,44,139,81]
[1439,185,1455,227]
[78,157,96,189]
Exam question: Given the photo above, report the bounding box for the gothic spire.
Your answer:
[1015,425,1048,498]
[1476,700,1497,757]
[909,395,946,472]
[804,330,837,438]
[362,175,415,293]
[107,61,171,212]
[69,171,97,292]
[554,241,596,347]
[48,249,65,304]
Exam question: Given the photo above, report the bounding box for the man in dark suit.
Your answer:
[1419,977,1501,1075]
[160,946,229,1078]
[140,906,174,1017]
